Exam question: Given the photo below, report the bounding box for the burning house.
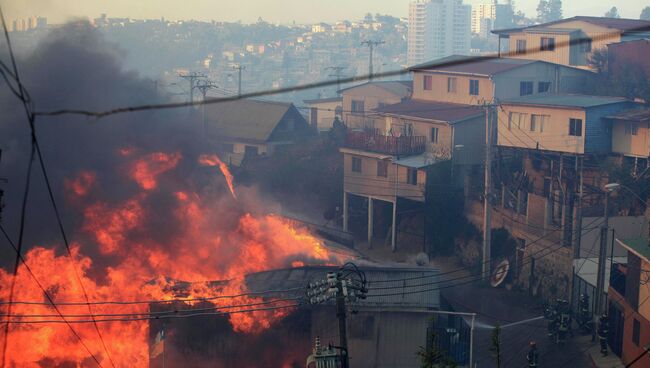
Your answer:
[146,265,468,368]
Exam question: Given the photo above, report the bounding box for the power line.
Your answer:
[31,25,647,121]
[0,7,114,367]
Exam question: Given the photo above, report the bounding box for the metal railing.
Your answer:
[345,129,426,156]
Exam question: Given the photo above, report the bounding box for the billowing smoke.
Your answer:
[0,22,341,367]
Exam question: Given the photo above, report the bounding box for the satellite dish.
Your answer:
[491,259,510,287]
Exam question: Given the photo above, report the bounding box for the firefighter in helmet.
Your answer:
[597,313,609,356]
[527,341,539,368]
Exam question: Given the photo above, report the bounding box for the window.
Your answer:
[377,161,388,177]
[520,81,534,96]
[625,123,639,136]
[430,127,439,143]
[423,75,433,91]
[407,168,418,185]
[351,157,362,173]
[569,118,583,137]
[245,145,258,156]
[516,39,527,55]
[538,82,552,93]
[632,319,640,346]
[580,38,592,52]
[447,77,457,93]
[221,143,234,153]
[508,112,528,130]
[541,37,555,51]
[377,102,388,110]
[469,79,479,96]
[531,114,549,132]
[351,100,364,113]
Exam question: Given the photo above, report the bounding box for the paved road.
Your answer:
[443,282,595,368]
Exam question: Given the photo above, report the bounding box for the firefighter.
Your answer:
[544,304,557,338]
[555,299,571,345]
[527,341,539,368]
[598,313,609,356]
[577,294,591,333]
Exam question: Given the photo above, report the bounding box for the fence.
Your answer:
[346,129,426,156]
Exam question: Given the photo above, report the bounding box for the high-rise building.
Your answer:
[407,0,471,66]
[472,2,513,37]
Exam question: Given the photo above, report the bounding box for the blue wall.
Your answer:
[584,102,637,154]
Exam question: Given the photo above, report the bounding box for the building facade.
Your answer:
[407,0,471,66]
[339,81,412,130]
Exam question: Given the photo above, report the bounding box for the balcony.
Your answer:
[345,129,426,157]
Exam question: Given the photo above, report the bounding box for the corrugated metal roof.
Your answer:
[502,94,629,108]
[606,108,650,122]
[493,16,650,35]
[338,81,412,97]
[245,265,441,309]
[303,97,343,104]
[617,238,650,261]
[204,99,293,142]
[409,55,537,76]
[393,154,440,169]
[373,99,484,123]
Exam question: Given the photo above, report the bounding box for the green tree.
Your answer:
[641,6,650,20]
[537,0,563,23]
[605,7,620,18]
[490,325,502,368]
[417,317,457,368]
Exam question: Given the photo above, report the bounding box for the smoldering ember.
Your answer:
[1,1,650,368]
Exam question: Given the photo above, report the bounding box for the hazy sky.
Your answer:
[5,0,649,24]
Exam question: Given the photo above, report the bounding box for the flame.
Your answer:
[198,154,237,199]
[129,152,181,190]
[64,171,96,197]
[0,149,346,367]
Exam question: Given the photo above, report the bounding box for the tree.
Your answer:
[537,0,563,23]
[490,325,502,368]
[417,317,457,368]
[641,6,650,20]
[605,7,620,18]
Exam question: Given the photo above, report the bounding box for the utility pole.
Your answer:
[482,104,493,281]
[361,40,384,80]
[179,72,205,103]
[233,64,246,96]
[326,66,346,95]
[593,188,611,340]
[194,79,217,139]
[307,265,367,368]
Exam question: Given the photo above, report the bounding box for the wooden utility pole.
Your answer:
[179,72,205,103]
[326,66,346,95]
[336,276,350,368]
[233,64,246,96]
[482,104,493,281]
[361,40,384,80]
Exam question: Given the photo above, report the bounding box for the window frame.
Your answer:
[569,118,583,137]
[625,123,639,136]
[376,160,388,178]
[540,37,556,51]
[406,168,418,185]
[430,127,439,144]
[520,81,534,96]
[538,81,551,93]
[516,39,527,55]
[351,156,362,173]
[469,79,480,96]
[447,77,457,93]
[351,99,365,113]
[423,75,433,91]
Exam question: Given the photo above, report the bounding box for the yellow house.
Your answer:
[410,55,593,106]
[608,109,650,159]
[303,97,343,133]
[610,237,650,367]
[493,16,650,69]
[341,101,484,250]
[497,94,634,155]
[339,81,412,129]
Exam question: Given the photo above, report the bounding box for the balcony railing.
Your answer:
[345,129,426,156]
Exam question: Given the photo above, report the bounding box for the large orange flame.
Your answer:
[0,149,346,367]
[198,154,237,200]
